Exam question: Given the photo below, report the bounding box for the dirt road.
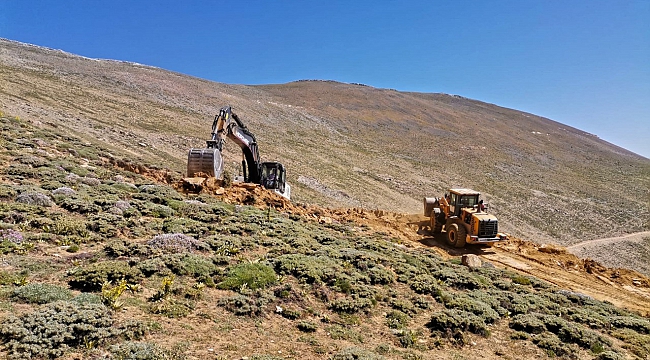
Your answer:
[566,231,650,251]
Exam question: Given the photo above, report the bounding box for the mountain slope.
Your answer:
[1,113,649,359]
[1,38,648,249]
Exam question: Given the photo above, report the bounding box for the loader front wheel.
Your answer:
[430,211,443,234]
[447,223,467,248]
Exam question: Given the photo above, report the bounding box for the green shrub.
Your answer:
[57,195,102,214]
[70,293,102,305]
[16,192,53,207]
[511,275,532,285]
[532,332,578,357]
[162,254,217,278]
[104,239,150,258]
[368,265,395,285]
[327,325,364,343]
[432,267,485,290]
[441,292,500,324]
[297,320,318,332]
[150,298,194,318]
[0,185,16,200]
[426,309,489,337]
[0,301,145,359]
[218,262,277,291]
[408,274,443,297]
[147,233,205,254]
[610,329,650,358]
[109,341,168,360]
[135,184,183,205]
[396,329,419,348]
[329,296,374,314]
[12,283,73,304]
[331,346,385,360]
[68,261,142,291]
[594,351,626,360]
[509,313,548,334]
[218,291,274,316]
[0,270,19,285]
[386,310,410,330]
[389,298,417,314]
[273,254,341,284]
[610,315,650,334]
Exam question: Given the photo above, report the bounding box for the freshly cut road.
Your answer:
[566,231,650,251]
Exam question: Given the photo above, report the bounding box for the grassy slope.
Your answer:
[1,39,649,248]
[1,114,650,359]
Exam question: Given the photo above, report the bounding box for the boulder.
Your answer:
[461,254,482,269]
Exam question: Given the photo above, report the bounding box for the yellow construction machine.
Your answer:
[187,106,291,199]
[424,188,507,247]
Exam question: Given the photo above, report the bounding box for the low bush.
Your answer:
[109,341,168,360]
[532,332,578,358]
[367,265,395,285]
[408,274,443,297]
[441,292,501,324]
[135,184,183,205]
[57,195,102,214]
[147,233,205,254]
[218,262,277,291]
[426,309,489,337]
[68,260,142,291]
[16,192,53,207]
[386,310,409,329]
[327,325,364,343]
[297,320,318,332]
[273,254,341,284]
[12,283,73,304]
[331,346,384,360]
[162,253,217,278]
[104,239,150,258]
[610,329,650,358]
[329,296,374,314]
[0,229,23,244]
[218,291,274,316]
[0,301,145,359]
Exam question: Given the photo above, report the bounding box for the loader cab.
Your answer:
[261,162,286,193]
[448,189,480,217]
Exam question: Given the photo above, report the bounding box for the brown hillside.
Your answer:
[1,38,648,251]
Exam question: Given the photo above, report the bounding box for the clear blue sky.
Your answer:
[2,1,649,158]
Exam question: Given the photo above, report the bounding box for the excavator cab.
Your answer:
[261,162,290,199]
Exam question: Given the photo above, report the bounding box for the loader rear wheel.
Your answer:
[446,222,467,248]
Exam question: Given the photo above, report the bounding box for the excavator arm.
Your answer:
[210,106,261,183]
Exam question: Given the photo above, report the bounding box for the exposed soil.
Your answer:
[166,172,650,317]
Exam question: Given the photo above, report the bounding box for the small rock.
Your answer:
[461,254,482,269]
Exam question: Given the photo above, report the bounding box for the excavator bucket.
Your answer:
[187,148,224,178]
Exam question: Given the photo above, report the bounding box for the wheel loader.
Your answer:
[187,106,291,199]
[423,188,507,247]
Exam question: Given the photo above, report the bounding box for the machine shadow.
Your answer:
[416,230,497,256]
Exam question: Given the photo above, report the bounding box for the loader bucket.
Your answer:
[187,148,223,178]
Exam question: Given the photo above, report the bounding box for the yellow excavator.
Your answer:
[424,188,507,247]
[187,106,291,199]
